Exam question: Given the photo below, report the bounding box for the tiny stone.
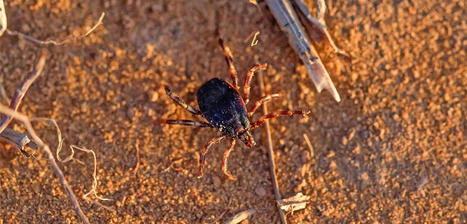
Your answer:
[353,145,361,154]
[351,72,358,81]
[360,130,370,139]
[361,172,369,181]
[212,176,221,188]
[342,136,348,145]
[330,161,337,169]
[149,90,159,102]
[348,129,356,141]
[127,108,136,120]
[255,186,266,197]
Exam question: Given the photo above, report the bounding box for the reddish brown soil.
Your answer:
[0,0,465,223]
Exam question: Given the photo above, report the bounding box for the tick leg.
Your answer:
[198,135,226,178]
[165,86,202,115]
[218,39,239,89]
[222,138,236,180]
[248,93,281,117]
[243,63,267,104]
[250,110,311,129]
[158,119,212,127]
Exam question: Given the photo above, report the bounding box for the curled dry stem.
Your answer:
[32,117,113,211]
[0,50,46,134]
[0,104,90,224]
[256,60,288,224]
[6,12,105,46]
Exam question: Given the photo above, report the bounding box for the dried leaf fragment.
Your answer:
[277,192,310,213]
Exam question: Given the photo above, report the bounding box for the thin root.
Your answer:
[6,12,105,46]
[30,117,112,209]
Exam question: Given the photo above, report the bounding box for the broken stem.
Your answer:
[6,12,105,46]
[0,50,47,134]
[257,60,287,224]
[0,0,6,36]
[0,104,89,224]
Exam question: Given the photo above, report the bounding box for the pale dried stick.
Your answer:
[71,145,114,211]
[257,61,287,224]
[0,0,6,36]
[0,51,46,154]
[0,50,47,134]
[224,209,256,224]
[303,133,314,158]
[29,118,85,165]
[0,128,37,150]
[33,117,112,211]
[0,80,10,104]
[133,140,140,175]
[265,0,341,102]
[277,192,310,214]
[0,105,89,224]
[293,0,348,56]
[6,12,105,46]
[251,31,260,46]
[162,158,187,173]
[33,118,109,200]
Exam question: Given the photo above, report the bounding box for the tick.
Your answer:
[160,39,310,180]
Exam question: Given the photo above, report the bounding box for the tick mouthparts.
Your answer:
[239,131,256,147]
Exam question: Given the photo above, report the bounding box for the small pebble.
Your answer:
[212,176,221,188]
[255,186,266,197]
[149,90,159,102]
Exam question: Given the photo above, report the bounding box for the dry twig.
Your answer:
[224,209,256,224]
[0,52,89,223]
[277,192,310,214]
[31,118,114,212]
[257,61,288,224]
[293,0,348,56]
[0,5,108,221]
[6,12,105,46]
[0,51,46,134]
[162,157,190,173]
[303,133,314,159]
[0,51,46,153]
[73,145,113,211]
[0,81,10,104]
[133,140,141,175]
[0,128,37,150]
[0,104,90,224]
[251,31,260,46]
[0,0,6,36]
[33,117,113,211]
[265,0,347,102]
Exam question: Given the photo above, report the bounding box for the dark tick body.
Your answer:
[160,39,310,180]
[197,78,254,146]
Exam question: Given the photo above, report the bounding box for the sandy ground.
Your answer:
[0,0,465,223]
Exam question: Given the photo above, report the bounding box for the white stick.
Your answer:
[6,12,105,46]
[0,0,6,36]
[224,209,256,224]
[0,104,90,224]
[265,0,343,102]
